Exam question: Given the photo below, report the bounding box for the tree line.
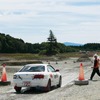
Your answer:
[0,32,100,55]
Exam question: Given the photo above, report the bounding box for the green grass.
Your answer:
[0,52,94,66]
[0,52,84,60]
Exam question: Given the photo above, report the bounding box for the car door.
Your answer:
[47,65,58,86]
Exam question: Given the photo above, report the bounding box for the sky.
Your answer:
[0,0,100,44]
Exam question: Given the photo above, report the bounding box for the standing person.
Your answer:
[90,54,100,80]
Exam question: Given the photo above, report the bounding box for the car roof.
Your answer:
[25,64,49,66]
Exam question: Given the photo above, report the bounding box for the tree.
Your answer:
[46,30,58,55]
[48,30,57,43]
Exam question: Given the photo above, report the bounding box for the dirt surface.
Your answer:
[0,58,100,100]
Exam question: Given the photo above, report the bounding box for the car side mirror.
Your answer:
[56,69,59,72]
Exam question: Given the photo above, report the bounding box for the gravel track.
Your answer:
[0,58,98,100]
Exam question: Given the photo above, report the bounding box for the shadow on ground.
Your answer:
[14,86,58,94]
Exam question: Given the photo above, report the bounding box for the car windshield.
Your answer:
[19,65,45,72]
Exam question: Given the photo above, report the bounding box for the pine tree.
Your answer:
[47,30,58,55]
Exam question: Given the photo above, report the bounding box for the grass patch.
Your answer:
[4,60,43,66]
[0,52,93,61]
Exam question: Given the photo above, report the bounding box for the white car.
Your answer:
[13,64,62,93]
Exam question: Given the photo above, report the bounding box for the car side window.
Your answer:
[47,65,56,72]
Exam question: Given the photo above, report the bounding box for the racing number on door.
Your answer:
[47,65,58,79]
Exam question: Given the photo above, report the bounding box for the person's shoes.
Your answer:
[89,79,92,81]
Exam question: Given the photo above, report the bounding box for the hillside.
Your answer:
[0,33,100,54]
[0,33,41,53]
[64,42,83,46]
[0,33,77,54]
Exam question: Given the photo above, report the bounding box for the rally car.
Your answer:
[13,64,62,93]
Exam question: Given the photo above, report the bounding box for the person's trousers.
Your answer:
[90,68,100,80]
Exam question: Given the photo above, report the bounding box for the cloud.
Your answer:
[0,0,100,43]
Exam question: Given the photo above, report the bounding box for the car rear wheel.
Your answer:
[57,76,62,88]
[14,86,21,93]
[44,79,51,92]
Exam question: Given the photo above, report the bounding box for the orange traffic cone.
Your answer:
[0,63,11,85]
[75,63,89,85]
[1,63,7,82]
[78,63,85,80]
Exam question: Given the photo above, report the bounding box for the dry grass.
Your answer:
[0,52,96,66]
